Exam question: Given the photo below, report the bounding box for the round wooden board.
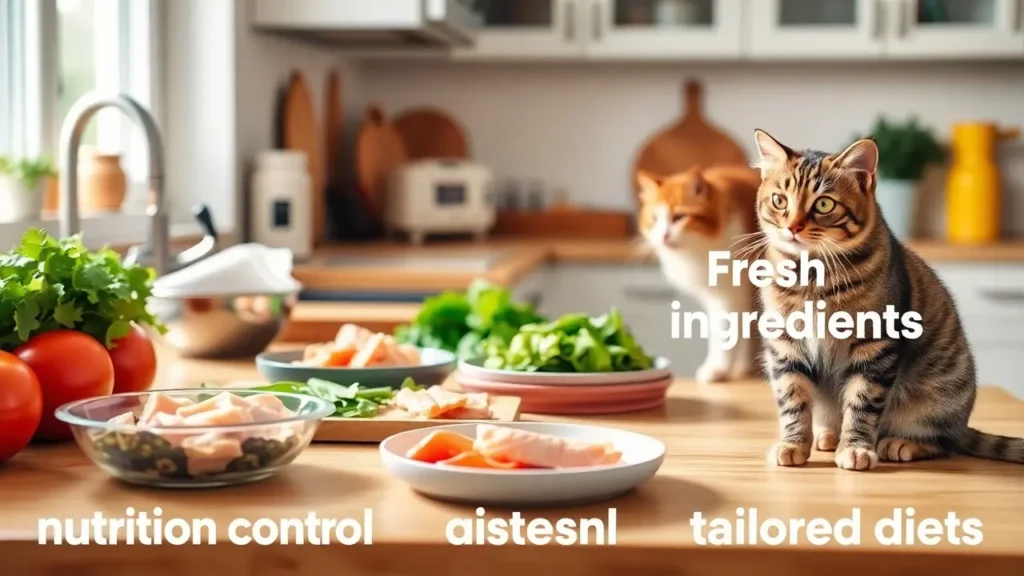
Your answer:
[392,107,470,160]
[632,80,749,203]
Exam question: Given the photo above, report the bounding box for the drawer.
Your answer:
[932,264,1024,318]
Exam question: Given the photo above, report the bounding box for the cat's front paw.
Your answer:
[814,430,839,452]
[766,442,810,466]
[834,446,878,471]
[696,362,730,384]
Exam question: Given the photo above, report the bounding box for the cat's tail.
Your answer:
[961,428,1024,463]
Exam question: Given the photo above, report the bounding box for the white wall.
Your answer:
[357,60,1024,238]
[163,0,362,239]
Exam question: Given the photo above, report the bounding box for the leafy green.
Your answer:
[0,155,58,191]
[482,308,654,373]
[0,228,164,351]
[394,278,544,360]
[220,377,424,419]
[851,116,945,181]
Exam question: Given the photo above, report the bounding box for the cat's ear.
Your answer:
[834,138,879,175]
[753,129,793,175]
[637,170,663,202]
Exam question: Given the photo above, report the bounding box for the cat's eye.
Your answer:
[671,212,685,223]
[771,193,787,209]
[814,197,836,214]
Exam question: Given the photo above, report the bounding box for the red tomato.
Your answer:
[108,323,158,394]
[0,351,43,463]
[15,331,114,442]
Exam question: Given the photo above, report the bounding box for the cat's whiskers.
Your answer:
[820,236,864,285]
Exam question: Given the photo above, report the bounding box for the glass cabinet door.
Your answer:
[749,0,885,58]
[888,0,1024,58]
[456,0,586,58]
[587,0,743,58]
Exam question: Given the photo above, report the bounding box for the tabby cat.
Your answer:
[637,165,761,383]
[751,129,1024,470]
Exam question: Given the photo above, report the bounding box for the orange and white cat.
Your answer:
[637,165,762,383]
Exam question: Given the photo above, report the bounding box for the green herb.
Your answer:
[852,116,946,181]
[0,228,165,351]
[0,155,58,191]
[394,278,544,360]
[225,377,423,419]
[482,307,654,373]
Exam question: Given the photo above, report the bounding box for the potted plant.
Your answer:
[0,155,57,223]
[851,117,945,239]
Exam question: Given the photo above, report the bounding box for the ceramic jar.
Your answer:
[80,152,127,213]
[250,150,313,260]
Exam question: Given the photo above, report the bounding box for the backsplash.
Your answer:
[356,60,1024,238]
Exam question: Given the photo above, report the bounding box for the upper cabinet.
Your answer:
[749,0,886,59]
[887,0,1024,58]
[587,0,743,59]
[458,0,585,58]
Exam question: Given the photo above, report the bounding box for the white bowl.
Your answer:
[379,422,665,507]
[457,357,673,386]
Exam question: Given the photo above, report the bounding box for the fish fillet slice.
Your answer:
[473,424,621,468]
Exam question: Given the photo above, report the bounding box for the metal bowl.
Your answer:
[148,290,299,358]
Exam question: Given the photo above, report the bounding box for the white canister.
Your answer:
[0,175,44,223]
[250,150,313,260]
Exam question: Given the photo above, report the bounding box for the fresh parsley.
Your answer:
[0,228,165,351]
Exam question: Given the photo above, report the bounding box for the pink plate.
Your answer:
[517,396,666,415]
[455,375,672,415]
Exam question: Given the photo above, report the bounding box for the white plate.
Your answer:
[379,422,665,507]
[457,357,672,386]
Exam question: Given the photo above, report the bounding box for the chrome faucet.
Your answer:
[58,92,216,276]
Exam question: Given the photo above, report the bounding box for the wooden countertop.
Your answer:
[2,347,1023,575]
[294,238,1024,293]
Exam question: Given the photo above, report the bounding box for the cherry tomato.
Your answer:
[108,322,158,394]
[15,330,114,442]
[0,351,43,463]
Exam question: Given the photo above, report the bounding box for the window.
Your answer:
[0,0,159,248]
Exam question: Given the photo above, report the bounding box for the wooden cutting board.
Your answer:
[312,395,522,443]
[282,71,325,245]
[356,104,408,221]
[632,79,748,201]
[392,107,470,160]
[325,70,343,187]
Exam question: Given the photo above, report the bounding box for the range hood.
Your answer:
[252,0,479,48]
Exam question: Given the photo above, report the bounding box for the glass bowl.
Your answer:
[55,389,334,489]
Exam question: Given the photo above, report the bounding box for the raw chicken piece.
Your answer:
[438,391,492,419]
[139,393,194,425]
[335,323,374,349]
[348,332,389,368]
[140,412,190,446]
[107,411,136,426]
[473,424,622,468]
[181,405,253,427]
[425,386,469,416]
[181,433,244,476]
[245,393,293,419]
[176,392,249,419]
[392,388,439,418]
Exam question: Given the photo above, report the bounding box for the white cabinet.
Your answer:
[457,0,743,60]
[886,0,1024,58]
[749,0,1024,60]
[749,0,886,58]
[587,0,744,59]
[455,0,585,59]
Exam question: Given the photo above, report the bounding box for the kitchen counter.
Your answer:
[295,238,1024,293]
[2,347,1023,575]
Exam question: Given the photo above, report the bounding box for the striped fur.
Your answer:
[752,129,1024,470]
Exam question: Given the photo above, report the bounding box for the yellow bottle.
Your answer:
[946,122,1020,245]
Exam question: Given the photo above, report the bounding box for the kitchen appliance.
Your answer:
[251,0,480,48]
[384,159,495,245]
[946,121,1021,245]
[250,150,313,259]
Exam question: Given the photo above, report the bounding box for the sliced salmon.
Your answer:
[425,386,469,417]
[335,323,374,349]
[139,393,194,425]
[440,406,493,420]
[393,388,438,417]
[473,424,622,468]
[348,332,390,368]
[406,430,475,463]
[437,451,531,469]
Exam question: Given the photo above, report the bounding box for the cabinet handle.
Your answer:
[872,0,884,39]
[623,286,678,302]
[592,1,602,41]
[980,289,1024,304]
[564,1,576,41]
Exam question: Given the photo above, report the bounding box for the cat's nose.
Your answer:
[788,223,805,235]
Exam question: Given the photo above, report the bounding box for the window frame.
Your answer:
[0,0,193,252]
